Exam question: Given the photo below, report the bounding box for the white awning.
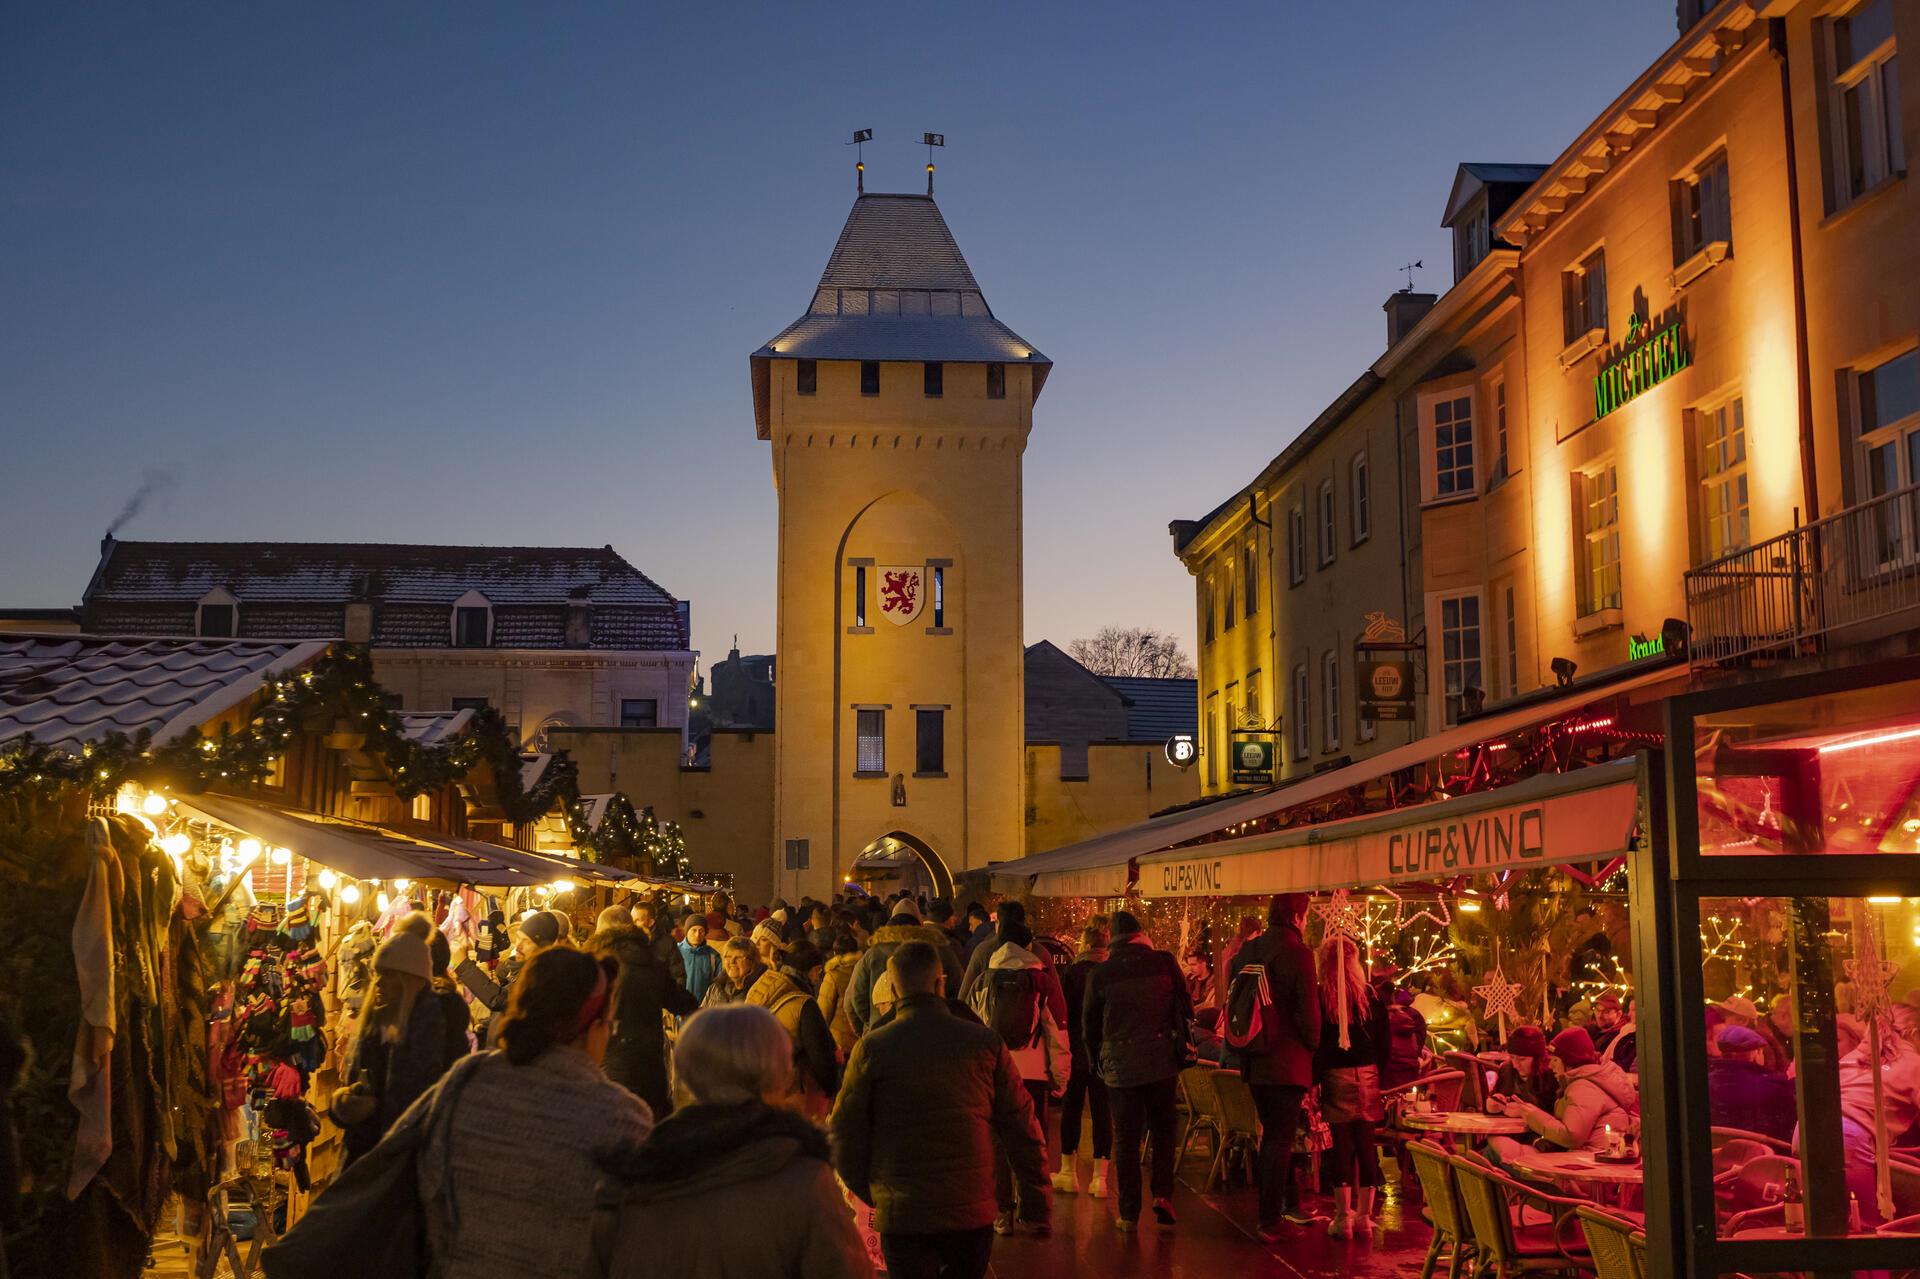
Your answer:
[1134,756,1643,899]
[996,663,1679,898]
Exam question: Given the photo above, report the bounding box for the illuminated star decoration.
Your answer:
[1474,964,1526,1039]
[1846,954,1901,1020]
[1380,884,1450,932]
[1312,889,1368,940]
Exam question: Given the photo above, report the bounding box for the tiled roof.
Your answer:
[818,194,981,291]
[0,634,328,754]
[88,540,679,609]
[1105,676,1199,741]
[395,709,473,747]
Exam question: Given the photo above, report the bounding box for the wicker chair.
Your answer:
[1450,1153,1591,1278]
[1576,1205,1642,1279]
[1408,1139,1477,1279]
[1209,1069,1264,1190]
[1388,1069,1466,1114]
[1175,1066,1224,1170]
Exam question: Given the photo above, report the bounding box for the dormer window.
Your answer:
[451,591,492,647]
[196,587,239,638]
[1453,197,1492,281]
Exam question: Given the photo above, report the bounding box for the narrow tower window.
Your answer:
[924,362,943,397]
[860,361,880,396]
[986,362,1006,399]
[797,360,817,395]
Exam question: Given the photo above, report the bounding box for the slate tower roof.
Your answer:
[751,193,1050,431]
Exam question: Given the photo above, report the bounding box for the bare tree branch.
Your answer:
[1066,626,1196,679]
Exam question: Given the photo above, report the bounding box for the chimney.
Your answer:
[1384,291,1438,348]
[565,586,592,649]
[100,530,116,560]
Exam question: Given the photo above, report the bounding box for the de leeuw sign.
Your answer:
[1593,312,1690,420]
[1141,768,1641,898]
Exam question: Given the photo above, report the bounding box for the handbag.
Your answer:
[262,1053,484,1279]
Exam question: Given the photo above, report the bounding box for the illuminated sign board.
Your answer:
[1593,312,1690,420]
[1164,733,1197,768]
[1229,735,1275,786]
[1358,656,1416,721]
[1627,632,1666,662]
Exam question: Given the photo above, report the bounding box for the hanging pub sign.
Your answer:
[1164,733,1197,769]
[1355,610,1417,722]
[1593,310,1690,420]
[1228,735,1276,786]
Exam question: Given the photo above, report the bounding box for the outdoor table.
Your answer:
[1504,1148,1645,1208]
[1399,1111,1532,1150]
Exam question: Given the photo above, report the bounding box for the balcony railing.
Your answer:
[1685,482,1920,667]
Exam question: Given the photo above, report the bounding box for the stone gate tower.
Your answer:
[750,191,1050,901]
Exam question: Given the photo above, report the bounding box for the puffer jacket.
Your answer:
[678,939,720,1004]
[1522,1060,1640,1151]
[592,1102,872,1279]
[1060,947,1107,1074]
[707,964,839,1097]
[979,942,1070,1094]
[844,921,964,1032]
[830,993,1047,1235]
[817,952,862,1056]
[1083,936,1193,1089]
[1227,923,1321,1087]
[589,926,700,1117]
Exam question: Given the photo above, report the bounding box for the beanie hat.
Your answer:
[890,898,922,921]
[520,910,563,948]
[373,932,432,984]
[1550,1027,1599,1068]
[398,911,437,942]
[1507,1025,1547,1057]
[1111,910,1142,938]
[1595,992,1624,1011]
[683,913,708,931]
[596,905,630,933]
[1717,1025,1769,1054]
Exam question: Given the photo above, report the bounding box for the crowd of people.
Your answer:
[278,884,1920,1279]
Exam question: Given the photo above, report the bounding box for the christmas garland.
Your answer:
[0,644,579,827]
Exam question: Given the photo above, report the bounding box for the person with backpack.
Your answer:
[1082,910,1191,1232]
[704,937,839,1111]
[974,922,1069,1236]
[844,898,964,1034]
[1054,922,1111,1198]
[1225,892,1321,1243]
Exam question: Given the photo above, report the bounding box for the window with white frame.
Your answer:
[1243,543,1259,616]
[1697,395,1750,562]
[1580,464,1623,614]
[1223,564,1237,632]
[1504,585,1520,698]
[1439,594,1484,726]
[1244,670,1262,729]
[1489,377,1509,485]
[1351,452,1371,542]
[1830,0,1904,204]
[1205,691,1220,786]
[1322,651,1341,750]
[1429,393,1475,499]
[451,590,492,647]
[1454,198,1492,281]
[1292,663,1310,760]
[1317,480,1336,566]
[1673,151,1732,263]
[1204,580,1216,643]
[1288,505,1306,585]
[196,588,238,638]
[855,709,886,774]
[1855,347,1920,560]
[1562,248,1608,344]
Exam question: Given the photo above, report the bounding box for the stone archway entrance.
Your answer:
[849,830,954,900]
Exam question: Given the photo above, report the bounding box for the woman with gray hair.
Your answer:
[592,1005,872,1278]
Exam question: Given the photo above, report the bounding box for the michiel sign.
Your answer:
[1593,311,1690,420]
[1229,736,1275,786]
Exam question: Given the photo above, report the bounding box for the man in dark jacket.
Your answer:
[1707,1025,1795,1141]
[959,900,1067,1030]
[845,898,964,1032]
[961,903,995,960]
[832,941,1048,1279]
[632,897,689,990]
[1083,910,1192,1231]
[1227,892,1322,1240]
[591,911,700,1116]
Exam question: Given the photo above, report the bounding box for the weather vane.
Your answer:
[849,128,873,194]
[923,132,944,195]
[1398,259,1423,292]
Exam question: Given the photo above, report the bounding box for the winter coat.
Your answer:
[830,993,1047,1234]
[592,1102,873,1279]
[342,981,466,1163]
[1316,991,1390,1074]
[678,939,721,1004]
[1493,1059,1559,1112]
[818,952,862,1056]
[959,931,1068,1030]
[1060,947,1107,1074]
[414,1047,653,1279]
[844,922,964,1032]
[639,921,687,989]
[980,942,1071,1094]
[1226,923,1321,1087]
[589,926,700,1116]
[706,964,839,1097]
[1520,1060,1639,1151]
[1707,1057,1796,1143]
[1083,936,1194,1090]
[962,921,996,961]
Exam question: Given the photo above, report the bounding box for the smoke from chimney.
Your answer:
[106,467,179,538]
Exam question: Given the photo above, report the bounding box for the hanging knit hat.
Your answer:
[283,900,313,942]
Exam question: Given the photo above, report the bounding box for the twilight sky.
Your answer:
[0,2,1678,672]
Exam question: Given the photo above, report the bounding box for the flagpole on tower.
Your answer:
[849,128,872,194]
[923,132,944,195]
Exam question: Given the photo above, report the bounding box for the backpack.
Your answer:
[1224,963,1280,1053]
[1387,1003,1425,1071]
[972,967,1043,1050]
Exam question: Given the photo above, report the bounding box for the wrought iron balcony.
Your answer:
[1685,482,1920,667]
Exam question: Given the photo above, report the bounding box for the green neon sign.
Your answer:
[1594,312,1690,420]
[1628,632,1666,661]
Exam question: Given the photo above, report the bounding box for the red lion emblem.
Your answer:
[880,570,919,616]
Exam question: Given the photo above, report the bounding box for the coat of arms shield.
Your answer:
[876,566,926,625]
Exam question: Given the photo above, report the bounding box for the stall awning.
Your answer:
[993,663,1679,898]
[177,793,636,888]
[1131,756,1643,899]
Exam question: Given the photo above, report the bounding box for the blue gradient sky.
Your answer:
[1,2,1678,670]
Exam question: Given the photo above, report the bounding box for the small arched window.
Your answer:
[197,587,239,638]
[451,590,492,647]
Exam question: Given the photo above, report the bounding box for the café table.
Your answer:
[1504,1148,1645,1208]
[1399,1110,1532,1149]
